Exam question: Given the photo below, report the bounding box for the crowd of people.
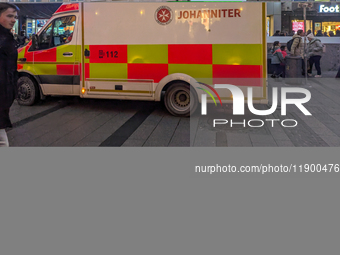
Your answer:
[13,30,31,48]
[272,29,340,37]
[270,29,328,79]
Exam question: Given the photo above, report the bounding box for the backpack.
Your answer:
[286,38,295,52]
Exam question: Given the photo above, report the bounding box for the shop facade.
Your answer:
[14,3,62,37]
[282,1,340,36]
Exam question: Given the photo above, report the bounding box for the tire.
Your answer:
[164,83,198,117]
[17,76,39,106]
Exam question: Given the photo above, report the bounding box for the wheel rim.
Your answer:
[18,81,32,101]
[169,89,190,112]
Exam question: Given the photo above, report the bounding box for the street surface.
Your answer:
[7,72,340,147]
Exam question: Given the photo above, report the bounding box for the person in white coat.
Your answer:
[306,33,323,78]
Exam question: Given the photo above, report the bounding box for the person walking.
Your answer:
[306,33,323,78]
[270,41,284,78]
[0,3,19,147]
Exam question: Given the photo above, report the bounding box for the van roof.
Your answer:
[54,3,79,15]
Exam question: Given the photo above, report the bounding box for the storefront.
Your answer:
[14,3,62,37]
[266,2,282,36]
[24,18,50,37]
[282,2,340,36]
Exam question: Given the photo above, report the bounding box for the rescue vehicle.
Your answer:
[16,2,267,117]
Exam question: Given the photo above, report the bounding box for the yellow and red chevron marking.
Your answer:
[18,43,263,87]
[85,43,263,86]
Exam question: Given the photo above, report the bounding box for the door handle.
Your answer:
[63,52,73,57]
[18,58,26,62]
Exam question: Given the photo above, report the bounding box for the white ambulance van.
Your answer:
[17,2,267,116]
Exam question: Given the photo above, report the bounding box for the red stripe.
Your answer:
[85,63,90,80]
[213,65,262,78]
[34,48,57,62]
[24,42,33,62]
[74,64,80,76]
[213,65,263,87]
[168,44,212,64]
[128,64,168,83]
[89,45,127,64]
[55,3,79,14]
[56,65,74,75]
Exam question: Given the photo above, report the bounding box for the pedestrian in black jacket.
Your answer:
[0,3,19,147]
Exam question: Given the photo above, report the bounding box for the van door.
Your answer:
[30,15,79,95]
[82,3,153,99]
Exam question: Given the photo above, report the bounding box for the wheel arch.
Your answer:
[18,71,45,100]
[155,73,202,102]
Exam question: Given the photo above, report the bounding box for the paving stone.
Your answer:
[73,141,102,147]
[329,114,340,123]
[193,129,216,147]
[216,132,227,147]
[129,124,157,140]
[320,136,340,147]
[50,113,115,146]
[143,138,172,147]
[250,134,277,146]
[226,133,252,147]
[274,140,295,147]
[169,132,190,147]
[121,139,146,147]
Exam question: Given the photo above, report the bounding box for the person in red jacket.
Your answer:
[280,45,287,59]
[279,45,287,78]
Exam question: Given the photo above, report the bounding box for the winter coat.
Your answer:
[306,38,323,58]
[290,34,303,58]
[271,46,284,65]
[0,24,18,129]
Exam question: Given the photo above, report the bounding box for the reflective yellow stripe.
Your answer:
[128,45,168,64]
[34,63,57,75]
[169,64,212,78]
[56,45,77,62]
[18,47,26,59]
[213,44,263,65]
[90,63,127,79]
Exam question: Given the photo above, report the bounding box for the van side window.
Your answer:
[36,15,76,50]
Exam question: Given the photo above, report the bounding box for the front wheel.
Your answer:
[17,76,39,106]
[164,83,198,117]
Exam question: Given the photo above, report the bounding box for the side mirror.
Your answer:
[31,34,39,50]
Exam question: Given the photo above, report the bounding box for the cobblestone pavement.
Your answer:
[7,72,339,147]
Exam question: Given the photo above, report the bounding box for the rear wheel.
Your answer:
[164,83,198,117]
[17,76,39,106]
